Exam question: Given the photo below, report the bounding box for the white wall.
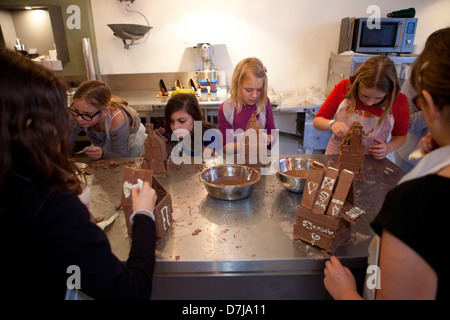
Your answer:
[90,0,450,93]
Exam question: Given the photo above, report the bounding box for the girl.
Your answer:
[324,27,450,300]
[218,57,276,154]
[0,48,157,299]
[69,80,147,160]
[164,92,217,157]
[313,55,409,159]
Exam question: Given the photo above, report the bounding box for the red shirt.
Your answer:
[316,79,409,136]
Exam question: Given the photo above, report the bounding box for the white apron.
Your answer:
[325,99,394,154]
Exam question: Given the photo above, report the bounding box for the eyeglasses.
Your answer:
[69,103,101,121]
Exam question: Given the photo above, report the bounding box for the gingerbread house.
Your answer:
[121,166,173,238]
[141,123,177,174]
[293,160,365,252]
[337,121,365,180]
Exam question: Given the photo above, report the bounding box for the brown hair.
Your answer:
[0,48,84,194]
[73,80,135,126]
[164,93,215,146]
[345,55,400,126]
[411,27,450,113]
[230,57,268,114]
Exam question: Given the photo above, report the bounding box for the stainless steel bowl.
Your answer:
[273,157,312,193]
[199,165,261,201]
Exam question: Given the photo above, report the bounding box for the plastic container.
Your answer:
[200,90,208,101]
[199,79,208,92]
[209,79,218,91]
[210,90,218,101]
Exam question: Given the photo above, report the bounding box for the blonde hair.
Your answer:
[345,55,399,126]
[230,57,268,114]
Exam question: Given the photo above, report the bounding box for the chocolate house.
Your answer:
[293,160,365,252]
[240,113,264,167]
[141,123,177,174]
[337,121,365,180]
[121,166,173,238]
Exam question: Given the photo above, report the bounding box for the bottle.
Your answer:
[209,90,217,101]
[387,8,415,18]
[200,90,208,101]
[209,79,218,91]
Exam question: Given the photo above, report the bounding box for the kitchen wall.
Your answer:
[0,0,98,84]
[1,0,449,92]
[90,0,450,93]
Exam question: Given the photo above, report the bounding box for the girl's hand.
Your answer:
[368,138,388,159]
[323,256,361,300]
[84,146,103,160]
[131,181,157,215]
[331,121,349,139]
[419,133,439,154]
[202,147,215,158]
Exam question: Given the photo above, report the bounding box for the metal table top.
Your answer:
[83,154,404,275]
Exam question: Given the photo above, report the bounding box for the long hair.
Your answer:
[0,48,84,194]
[164,93,215,146]
[73,80,135,126]
[410,27,450,112]
[345,55,400,126]
[230,57,268,114]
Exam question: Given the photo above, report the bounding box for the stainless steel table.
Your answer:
[84,154,405,299]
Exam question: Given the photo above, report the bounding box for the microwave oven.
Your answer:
[338,17,418,54]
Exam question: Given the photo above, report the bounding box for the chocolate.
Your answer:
[294,206,351,253]
[340,202,365,225]
[240,113,262,165]
[141,123,177,174]
[121,166,173,237]
[300,161,326,210]
[338,121,365,180]
[283,169,309,178]
[325,169,354,218]
[293,162,363,253]
[312,166,339,215]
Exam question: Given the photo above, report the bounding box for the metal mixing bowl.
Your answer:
[199,165,261,201]
[273,157,312,193]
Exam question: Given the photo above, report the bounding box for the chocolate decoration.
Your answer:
[312,166,339,215]
[338,121,365,180]
[240,113,264,166]
[293,161,363,253]
[325,169,354,218]
[121,166,173,237]
[300,161,326,210]
[141,123,177,174]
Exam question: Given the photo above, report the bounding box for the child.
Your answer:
[313,55,409,159]
[0,48,157,299]
[69,80,147,160]
[163,93,217,158]
[218,57,276,154]
[323,27,450,300]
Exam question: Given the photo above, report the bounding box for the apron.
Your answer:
[325,99,394,154]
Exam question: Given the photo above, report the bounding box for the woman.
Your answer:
[0,48,157,299]
[323,27,450,300]
[69,80,147,159]
[313,55,409,159]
